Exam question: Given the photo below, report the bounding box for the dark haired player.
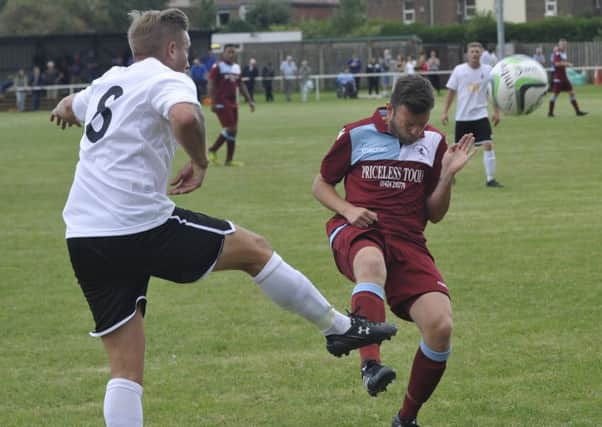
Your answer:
[313,74,475,427]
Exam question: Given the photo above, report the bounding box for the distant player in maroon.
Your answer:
[548,38,587,117]
[208,44,255,166]
[313,75,476,427]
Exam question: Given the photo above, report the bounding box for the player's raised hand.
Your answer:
[343,206,378,229]
[441,133,476,176]
[169,160,208,195]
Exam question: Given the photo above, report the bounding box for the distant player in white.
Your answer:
[49,9,396,427]
[442,42,502,187]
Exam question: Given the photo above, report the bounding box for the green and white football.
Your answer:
[489,54,549,115]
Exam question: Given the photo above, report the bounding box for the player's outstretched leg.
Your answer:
[213,226,397,357]
[325,311,397,357]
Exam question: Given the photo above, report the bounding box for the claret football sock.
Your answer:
[400,343,449,421]
[351,283,386,364]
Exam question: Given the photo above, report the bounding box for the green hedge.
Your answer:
[301,15,602,43]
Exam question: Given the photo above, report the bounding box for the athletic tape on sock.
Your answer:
[419,339,451,362]
[352,282,385,300]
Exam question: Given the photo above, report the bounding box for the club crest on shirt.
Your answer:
[415,144,429,158]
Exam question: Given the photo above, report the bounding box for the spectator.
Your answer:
[190,58,208,101]
[83,50,100,83]
[347,52,362,93]
[533,47,546,66]
[261,62,275,102]
[69,53,83,84]
[298,59,313,102]
[14,68,28,112]
[366,57,381,97]
[336,68,357,99]
[380,49,393,95]
[280,55,297,102]
[203,48,217,70]
[417,53,428,73]
[404,55,416,75]
[43,60,61,100]
[0,76,13,98]
[29,66,43,111]
[426,49,442,96]
[242,57,259,102]
[395,54,405,74]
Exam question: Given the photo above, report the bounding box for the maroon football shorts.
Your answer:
[552,79,573,93]
[214,105,238,128]
[330,225,449,321]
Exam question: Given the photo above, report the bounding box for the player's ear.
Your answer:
[167,40,177,60]
[386,102,394,118]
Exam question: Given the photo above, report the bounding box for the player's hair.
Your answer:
[224,43,239,50]
[389,74,434,115]
[127,8,189,59]
[467,41,483,51]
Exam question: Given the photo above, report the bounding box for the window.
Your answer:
[545,0,557,16]
[464,0,477,19]
[217,11,230,27]
[403,0,415,24]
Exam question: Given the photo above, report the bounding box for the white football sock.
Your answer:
[483,149,496,182]
[253,252,351,335]
[104,378,143,427]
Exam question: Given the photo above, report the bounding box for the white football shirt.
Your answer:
[64,57,200,238]
[446,63,492,121]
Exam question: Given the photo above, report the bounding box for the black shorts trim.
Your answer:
[454,117,492,145]
[67,207,235,337]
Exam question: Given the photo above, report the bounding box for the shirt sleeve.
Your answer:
[72,86,93,122]
[150,72,199,119]
[425,135,448,196]
[320,128,352,185]
[208,63,219,81]
[446,67,459,90]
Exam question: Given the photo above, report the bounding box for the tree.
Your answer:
[102,0,167,32]
[0,0,89,35]
[245,0,291,30]
[331,0,366,35]
[0,0,167,35]
[189,0,217,31]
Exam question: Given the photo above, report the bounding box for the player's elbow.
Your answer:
[429,214,444,224]
[426,205,447,224]
[170,103,202,131]
[311,174,326,199]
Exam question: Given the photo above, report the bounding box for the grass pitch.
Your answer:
[1,86,601,426]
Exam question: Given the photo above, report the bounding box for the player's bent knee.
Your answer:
[217,227,273,274]
[426,314,453,343]
[353,247,386,282]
